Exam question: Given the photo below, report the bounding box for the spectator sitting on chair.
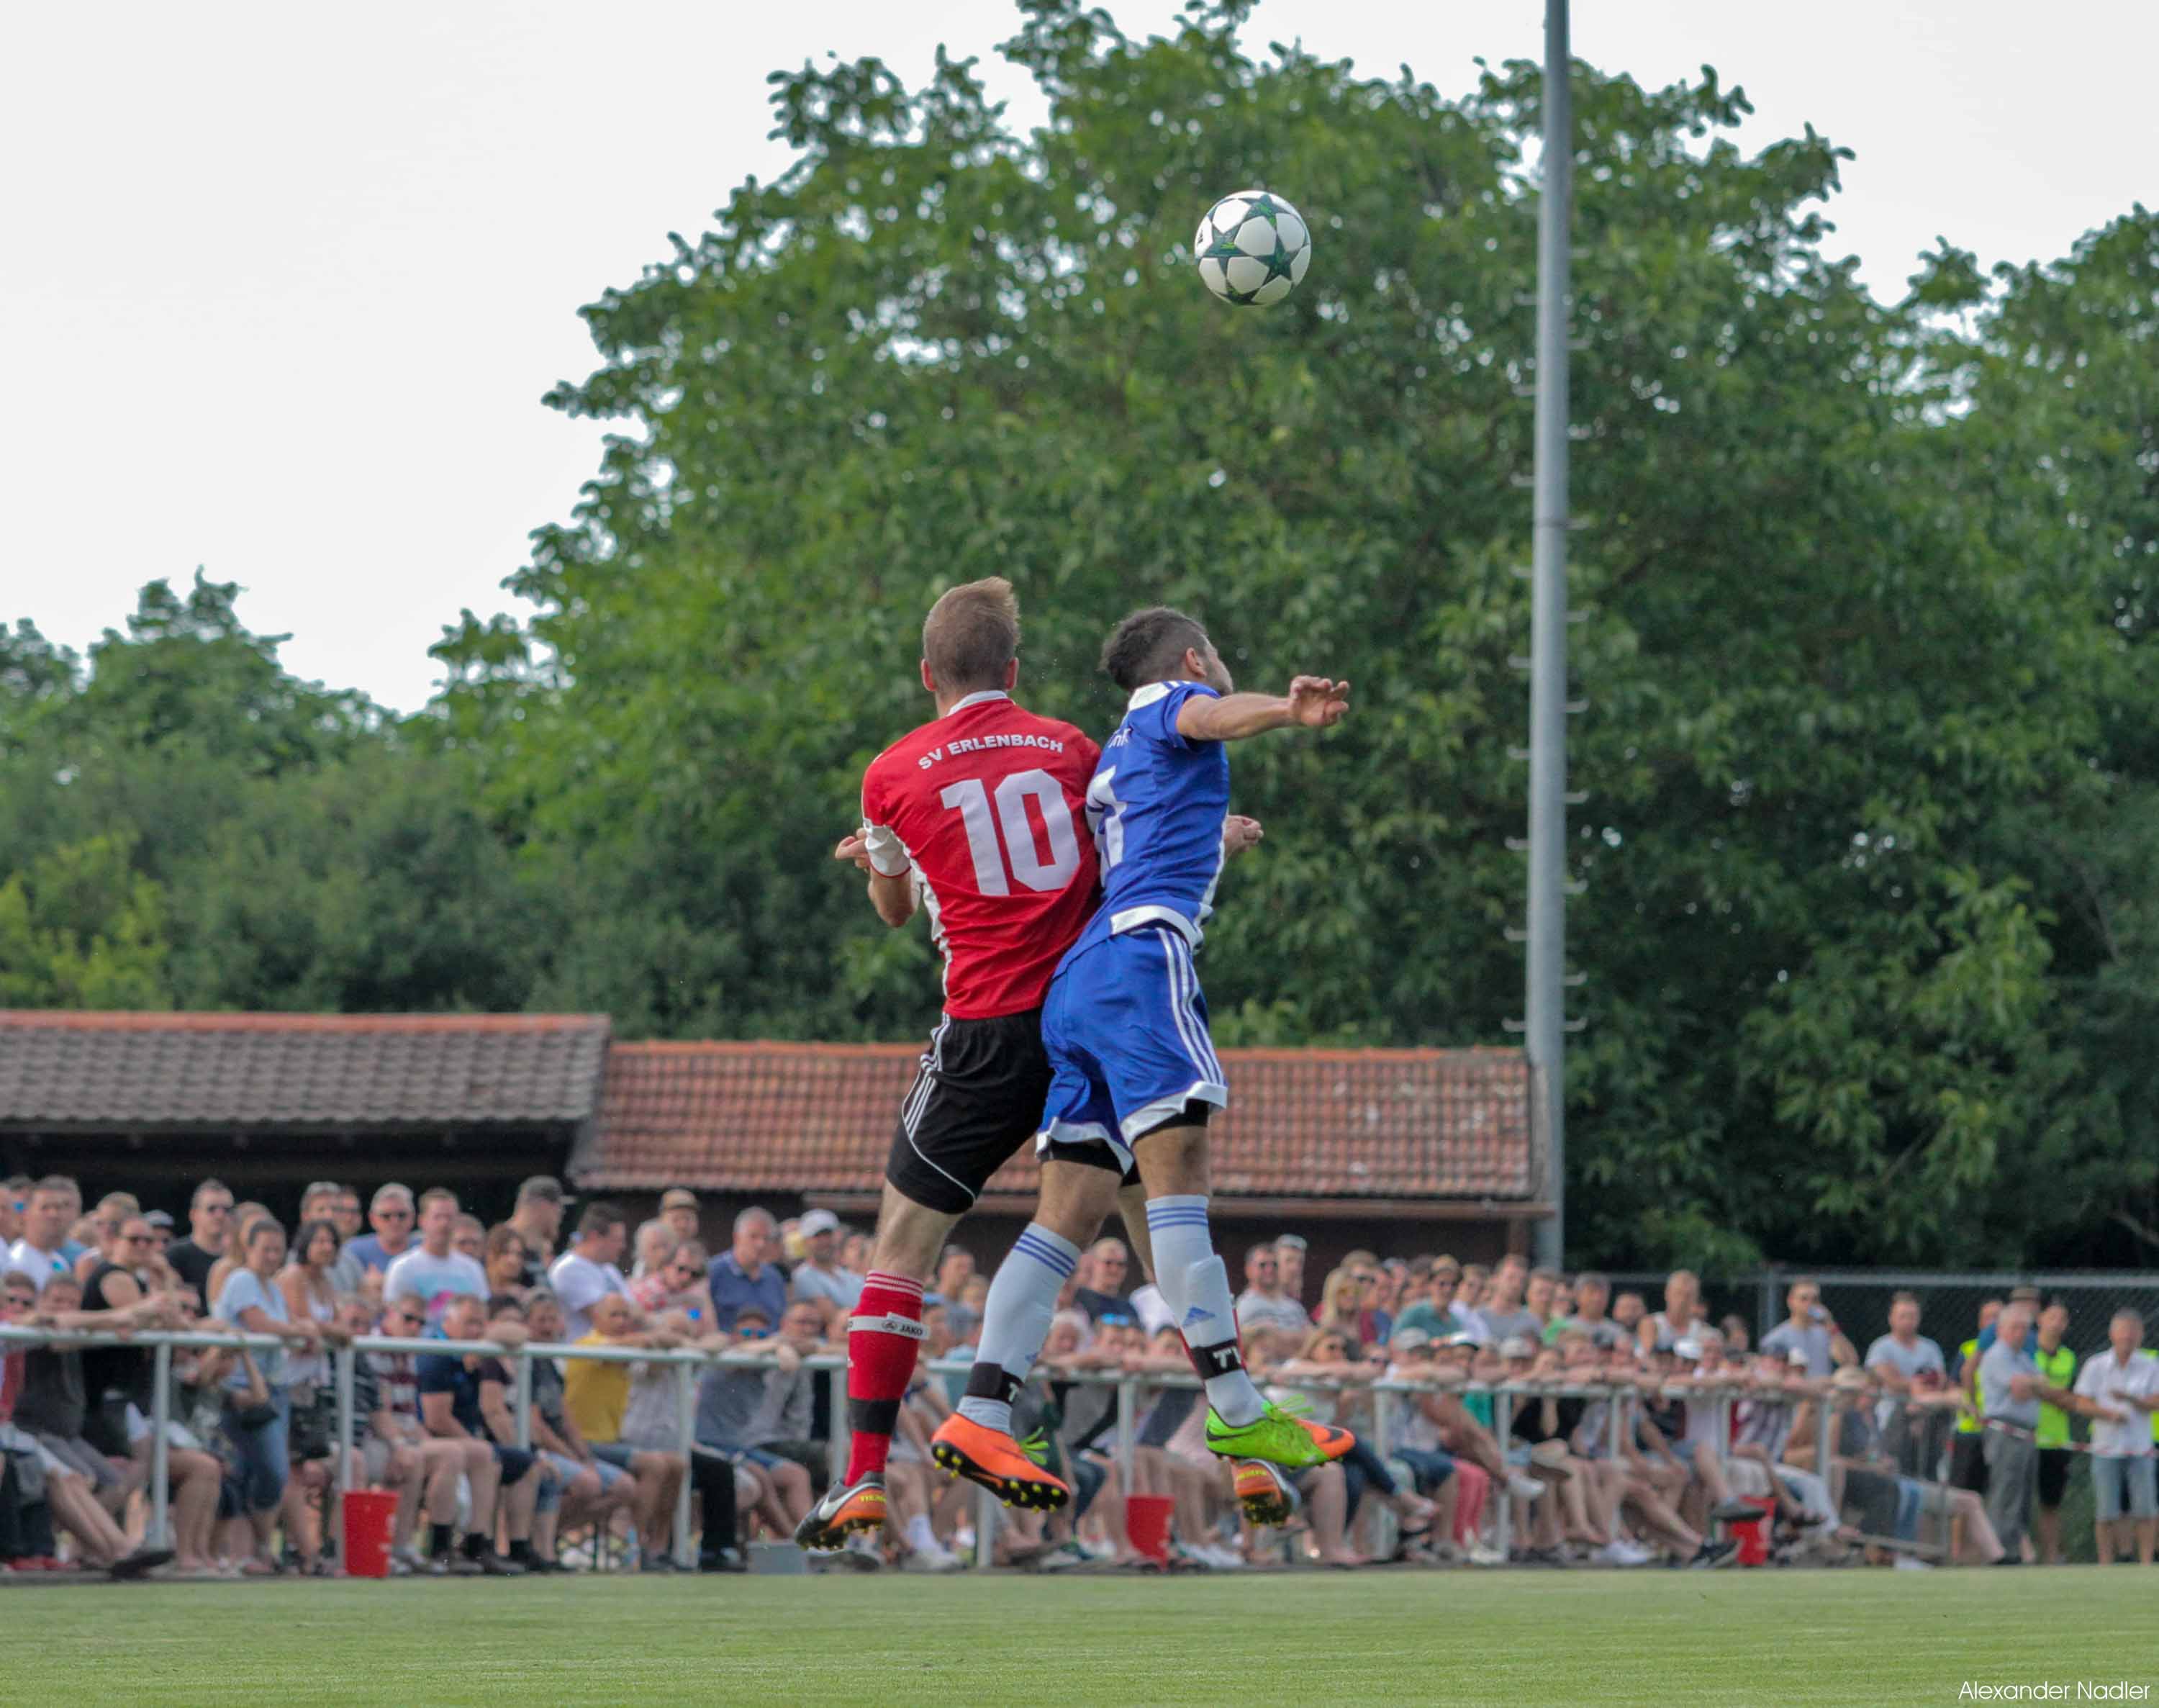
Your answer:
[360,1296,486,1575]
[522,1289,678,1571]
[0,1273,173,1577]
[568,1292,741,1571]
[694,1303,816,1535]
[417,1293,536,1574]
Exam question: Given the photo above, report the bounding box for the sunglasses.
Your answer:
[122,1234,153,1245]
[377,1209,413,1221]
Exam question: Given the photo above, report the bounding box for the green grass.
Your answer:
[13,1566,2158,1707]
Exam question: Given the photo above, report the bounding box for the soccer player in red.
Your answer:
[796,577,1164,1549]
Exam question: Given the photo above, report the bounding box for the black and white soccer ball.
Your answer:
[1192,189,1313,307]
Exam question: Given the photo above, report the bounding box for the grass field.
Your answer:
[13,1566,2155,1707]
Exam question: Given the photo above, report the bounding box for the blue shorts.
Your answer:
[1036,926,1229,1170]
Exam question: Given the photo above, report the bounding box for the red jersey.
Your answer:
[859,690,1101,1018]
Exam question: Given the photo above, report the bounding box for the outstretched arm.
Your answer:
[1175,676,1349,743]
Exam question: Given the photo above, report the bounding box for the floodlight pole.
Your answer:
[1526,0,1572,1272]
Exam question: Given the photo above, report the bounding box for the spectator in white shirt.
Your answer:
[787,1209,861,1329]
[2073,1308,2159,1565]
[4,1178,76,1294]
[548,1203,631,1339]
[1233,1242,1310,1336]
[382,1190,489,1327]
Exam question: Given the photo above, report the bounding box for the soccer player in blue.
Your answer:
[936,605,1356,1478]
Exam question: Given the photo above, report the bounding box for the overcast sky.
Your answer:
[5,0,2151,712]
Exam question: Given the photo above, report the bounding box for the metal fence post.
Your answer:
[335,1342,356,1501]
[1114,1377,1136,1484]
[149,1340,172,1547]
[674,1359,697,1569]
[512,1352,533,1451]
[1494,1388,1515,1558]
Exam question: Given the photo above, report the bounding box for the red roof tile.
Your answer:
[0,1011,612,1129]
[577,1041,1530,1201]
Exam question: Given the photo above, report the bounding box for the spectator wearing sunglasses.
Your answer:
[344,1184,418,1276]
[1234,1243,1311,1337]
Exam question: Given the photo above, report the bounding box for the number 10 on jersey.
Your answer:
[940,769,1082,894]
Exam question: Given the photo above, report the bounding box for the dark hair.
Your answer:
[1891,1290,1921,1309]
[922,577,1020,693]
[291,1218,340,1267]
[486,1293,526,1317]
[1100,606,1209,692]
[577,1201,628,1240]
[191,1178,232,1207]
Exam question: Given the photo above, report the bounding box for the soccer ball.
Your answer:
[1192,190,1313,308]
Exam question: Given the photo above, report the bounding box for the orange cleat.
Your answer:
[1233,1458,1301,1526]
[794,1472,888,1551]
[930,1414,1071,1512]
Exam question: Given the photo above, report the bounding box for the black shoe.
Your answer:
[526,1556,572,1574]
[638,1554,679,1573]
[108,1547,176,1581]
[476,1550,525,1576]
[1688,1540,1738,1570]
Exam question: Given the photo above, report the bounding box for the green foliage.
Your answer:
[7,6,2156,1271]
[0,835,171,1009]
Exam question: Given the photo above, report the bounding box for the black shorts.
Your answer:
[2037,1445,2073,1508]
[887,1011,1129,1216]
[1949,1431,1988,1494]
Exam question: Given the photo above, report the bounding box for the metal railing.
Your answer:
[0,1327,1946,1568]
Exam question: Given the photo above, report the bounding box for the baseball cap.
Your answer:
[1273,1233,1308,1252]
[517,1175,572,1206]
[1499,1335,1536,1359]
[659,1188,700,1212]
[1786,1347,1811,1368]
[800,1208,841,1238]
[144,1208,175,1230]
[1442,1331,1483,1348]
[1673,1338,1703,1362]
[1390,1327,1434,1352]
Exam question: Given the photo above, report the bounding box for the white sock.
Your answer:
[955,1221,1077,1433]
[1144,1195,1264,1426]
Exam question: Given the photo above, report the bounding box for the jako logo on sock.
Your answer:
[1182,1305,1214,1329]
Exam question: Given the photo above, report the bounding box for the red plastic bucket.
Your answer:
[341,1489,401,1578]
[1730,1494,1778,1566]
[1125,1494,1174,1565]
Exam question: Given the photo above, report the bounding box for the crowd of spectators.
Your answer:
[4,1171,2156,1581]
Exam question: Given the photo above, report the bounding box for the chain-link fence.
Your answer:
[1601,1268,2159,1561]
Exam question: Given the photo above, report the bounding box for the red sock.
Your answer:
[844,1270,925,1482]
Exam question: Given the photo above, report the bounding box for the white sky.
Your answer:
[4,0,2152,712]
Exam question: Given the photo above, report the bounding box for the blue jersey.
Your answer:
[1075,679,1230,954]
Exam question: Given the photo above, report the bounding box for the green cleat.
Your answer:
[1203,1400,1355,1468]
